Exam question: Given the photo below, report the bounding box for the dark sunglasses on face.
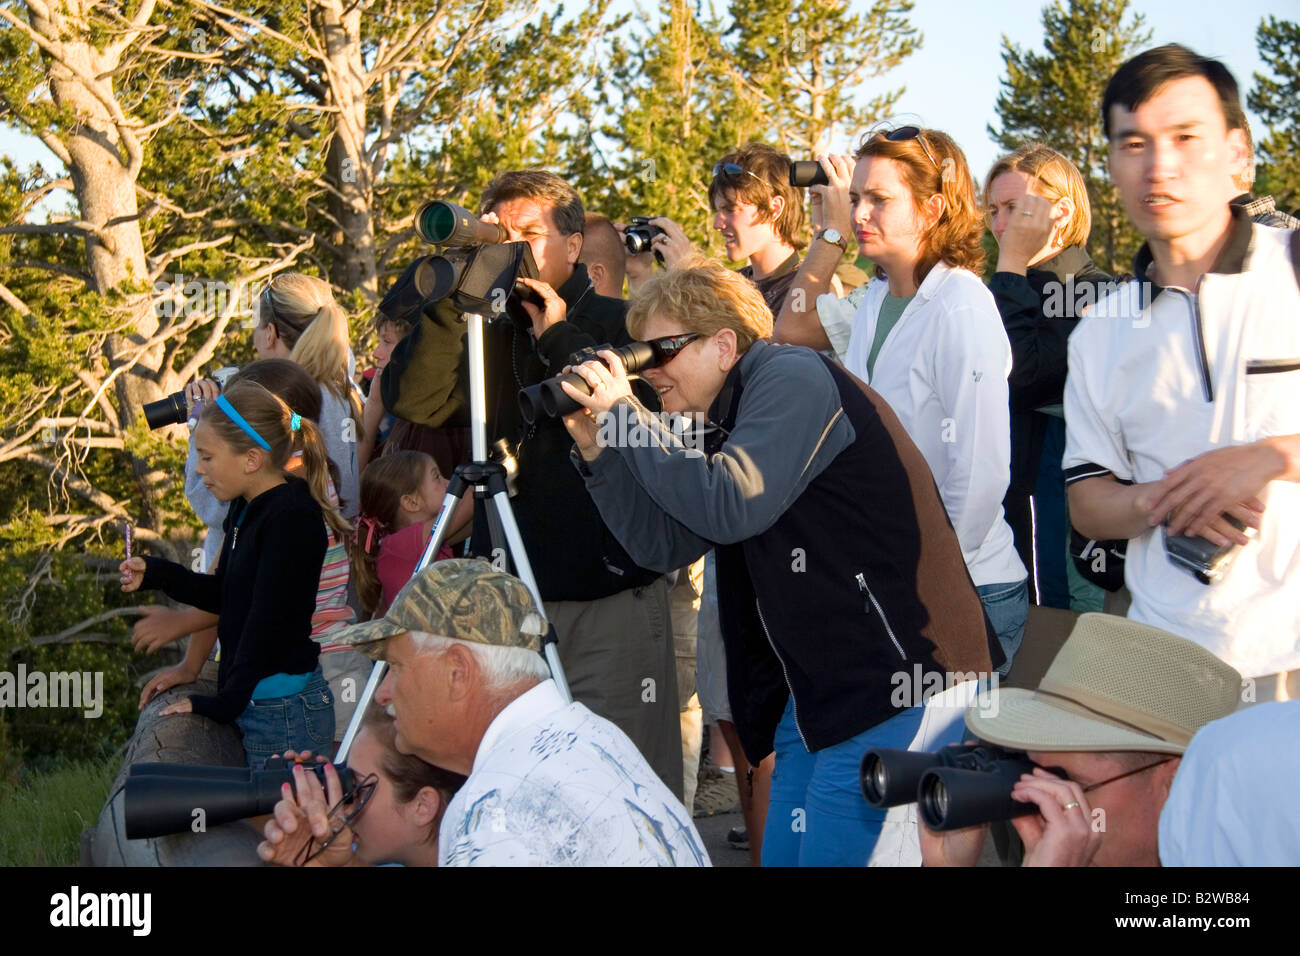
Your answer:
[884,125,941,172]
[648,332,702,362]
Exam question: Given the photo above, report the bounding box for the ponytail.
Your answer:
[261,272,366,441]
[293,415,352,541]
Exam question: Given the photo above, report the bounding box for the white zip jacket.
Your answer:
[1064,213,1300,678]
[832,262,1026,587]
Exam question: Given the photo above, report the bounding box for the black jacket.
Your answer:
[992,247,1113,596]
[711,354,1002,760]
[141,478,326,723]
[471,264,662,600]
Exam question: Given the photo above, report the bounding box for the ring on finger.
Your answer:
[1061,801,1081,811]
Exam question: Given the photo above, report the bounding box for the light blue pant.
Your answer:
[761,681,977,866]
[977,579,1028,678]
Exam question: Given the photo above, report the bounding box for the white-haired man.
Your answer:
[333,558,709,867]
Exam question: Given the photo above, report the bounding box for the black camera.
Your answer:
[624,216,666,262]
[405,199,544,324]
[1164,515,1248,585]
[861,743,1065,831]
[142,366,240,431]
[789,161,830,187]
[123,756,360,839]
[517,339,668,423]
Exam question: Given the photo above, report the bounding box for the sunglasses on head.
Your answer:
[712,162,766,187]
[884,126,941,173]
[649,332,702,361]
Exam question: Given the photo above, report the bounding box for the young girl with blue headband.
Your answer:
[120,380,348,766]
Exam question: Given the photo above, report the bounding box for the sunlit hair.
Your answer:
[197,379,349,539]
[708,143,807,251]
[362,705,465,845]
[855,126,985,285]
[407,631,552,690]
[479,169,584,236]
[626,255,772,352]
[983,143,1093,250]
[230,359,323,424]
[350,451,435,614]
[259,272,364,429]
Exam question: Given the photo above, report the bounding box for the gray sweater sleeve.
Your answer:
[580,347,855,569]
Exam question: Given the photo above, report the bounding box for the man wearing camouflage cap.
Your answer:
[334,558,708,867]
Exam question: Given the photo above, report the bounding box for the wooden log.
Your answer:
[86,660,265,866]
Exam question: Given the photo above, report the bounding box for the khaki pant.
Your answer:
[545,577,684,801]
[669,559,706,815]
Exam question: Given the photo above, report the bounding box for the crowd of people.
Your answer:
[119,42,1298,867]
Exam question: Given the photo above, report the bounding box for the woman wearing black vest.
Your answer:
[561,258,1003,866]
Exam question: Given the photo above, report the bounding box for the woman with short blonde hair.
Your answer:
[983,143,1113,609]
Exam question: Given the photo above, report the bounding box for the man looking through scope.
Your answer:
[379,170,683,799]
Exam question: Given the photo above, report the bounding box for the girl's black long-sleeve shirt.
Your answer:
[141,477,327,723]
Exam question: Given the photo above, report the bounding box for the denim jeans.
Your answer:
[761,682,977,867]
[235,666,334,769]
[977,579,1029,678]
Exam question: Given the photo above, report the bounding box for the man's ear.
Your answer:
[768,194,785,227]
[1226,126,1250,191]
[566,230,583,266]
[587,261,607,290]
[1154,756,1181,804]
[444,642,477,702]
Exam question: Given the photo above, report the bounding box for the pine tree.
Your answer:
[1247,16,1300,215]
[724,0,921,155]
[988,0,1151,274]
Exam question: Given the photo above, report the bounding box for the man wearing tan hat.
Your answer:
[333,558,709,867]
[920,613,1240,867]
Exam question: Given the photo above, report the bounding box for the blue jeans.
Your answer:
[977,579,1028,678]
[235,667,334,769]
[761,686,973,866]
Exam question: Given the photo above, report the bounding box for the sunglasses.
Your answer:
[648,332,702,362]
[712,162,766,187]
[884,126,941,173]
[295,771,379,866]
[1069,756,1177,795]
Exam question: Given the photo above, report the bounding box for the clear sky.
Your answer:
[0,0,1287,215]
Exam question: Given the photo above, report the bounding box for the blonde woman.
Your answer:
[984,144,1113,609]
[256,273,365,519]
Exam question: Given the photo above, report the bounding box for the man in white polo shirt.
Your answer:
[334,558,709,867]
[1065,44,1300,700]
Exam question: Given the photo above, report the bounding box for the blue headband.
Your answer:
[215,394,271,451]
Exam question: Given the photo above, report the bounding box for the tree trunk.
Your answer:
[317,0,378,305]
[32,1,170,529]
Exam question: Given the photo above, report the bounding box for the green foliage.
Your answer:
[1248,17,1300,214]
[988,0,1152,274]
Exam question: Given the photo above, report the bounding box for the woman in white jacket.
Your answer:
[774,126,1027,674]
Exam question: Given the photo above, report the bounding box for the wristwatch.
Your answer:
[817,228,849,254]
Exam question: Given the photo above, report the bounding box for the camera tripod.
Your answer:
[335,311,571,764]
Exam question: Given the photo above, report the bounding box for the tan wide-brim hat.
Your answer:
[965,613,1242,755]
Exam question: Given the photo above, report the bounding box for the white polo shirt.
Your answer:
[439,679,710,867]
[1063,217,1300,678]
[821,262,1026,587]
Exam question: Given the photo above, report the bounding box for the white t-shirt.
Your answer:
[821,262,1025,587]
[1063,223,1300,677]
[439,680,710,867]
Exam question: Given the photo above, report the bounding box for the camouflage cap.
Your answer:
[331,558,547,655]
